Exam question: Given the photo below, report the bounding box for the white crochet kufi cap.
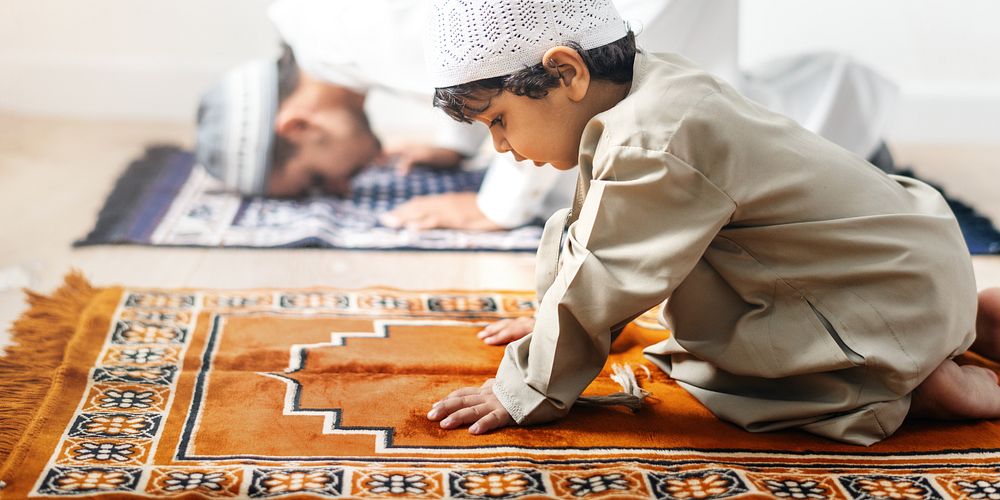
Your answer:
[427,0,628,88]
[195,59,278,196]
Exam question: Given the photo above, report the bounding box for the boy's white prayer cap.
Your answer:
[426,0,628,88]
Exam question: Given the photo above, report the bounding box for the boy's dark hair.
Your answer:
[273,43,301,170]
[433,31,637,123]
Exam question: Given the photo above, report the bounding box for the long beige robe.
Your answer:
[492,52,978,446]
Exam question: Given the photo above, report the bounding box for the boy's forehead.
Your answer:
[467,98,496,120]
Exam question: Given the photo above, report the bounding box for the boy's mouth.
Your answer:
[511,151,546,167]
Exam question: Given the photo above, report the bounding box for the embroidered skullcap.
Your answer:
[195,59,278,195]
[427,0,628,88]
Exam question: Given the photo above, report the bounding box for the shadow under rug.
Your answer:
[2,273,1000,498]
[75,146,542,252]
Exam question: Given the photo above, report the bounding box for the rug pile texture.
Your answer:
[2,273,1000,499]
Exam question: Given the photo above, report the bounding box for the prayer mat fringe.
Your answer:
[0,271,98,462]
[74,145,188,246]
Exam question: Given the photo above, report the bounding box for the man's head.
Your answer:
[196,46,381,197]
[427,0,635,170]
[267,46,381,197]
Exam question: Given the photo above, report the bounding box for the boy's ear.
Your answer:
[542,46,590,102]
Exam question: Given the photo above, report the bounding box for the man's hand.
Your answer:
[427,379,515,434]
[380,143,464,176]
[378,192,504,231]
[478,317,535,345]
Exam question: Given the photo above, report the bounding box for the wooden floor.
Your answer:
[1,113,998,350]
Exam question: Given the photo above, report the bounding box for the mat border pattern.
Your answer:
[24,288,1000,498]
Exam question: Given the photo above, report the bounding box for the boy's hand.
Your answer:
[478,317,535,345]
[380,144,464,176]
[427,379,515,434]
[378,193,503,231]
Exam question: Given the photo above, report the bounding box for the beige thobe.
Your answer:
[492,52,978,446]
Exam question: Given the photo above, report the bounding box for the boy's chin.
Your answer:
[530,159,576,170]
[549,161,578,171]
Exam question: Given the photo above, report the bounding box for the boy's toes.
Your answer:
[973,288,1000,361]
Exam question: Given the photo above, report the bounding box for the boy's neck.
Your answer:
[582,79,633,120]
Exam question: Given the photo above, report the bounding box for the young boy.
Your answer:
[423,0,1000,445]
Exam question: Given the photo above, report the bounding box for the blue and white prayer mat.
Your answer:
[76,146,542,251]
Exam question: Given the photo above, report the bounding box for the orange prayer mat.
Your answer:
[2,273,1000,499]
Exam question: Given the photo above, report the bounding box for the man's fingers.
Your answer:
[469,409,513,435]
[379,202,429,228]
[405,215,439,230]
[381,143,414,158]
[395,157,415,176]
[377,212,403,228]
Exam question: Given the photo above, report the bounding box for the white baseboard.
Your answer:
[2,58,998,145]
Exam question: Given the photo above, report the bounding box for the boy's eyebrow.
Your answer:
[471,109,495,125]
[471,103,492,118]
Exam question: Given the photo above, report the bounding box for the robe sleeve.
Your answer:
[493,145,736,424]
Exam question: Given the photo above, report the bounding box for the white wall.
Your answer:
[2,1,998,144]
[741,0,1000,144]
[0,0,278,121]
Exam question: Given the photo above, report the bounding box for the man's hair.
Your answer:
[433,31,637,123]
[273,43,301,170]
[276,43,300,104]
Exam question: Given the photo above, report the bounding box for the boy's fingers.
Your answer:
[427,394,484,421]
[440,404,492,429]
[483,320,507,333]
[481,334,502,345]
[444,387,482,400]
[469,409,513,435]
[485,331,516,345]
[427,388,480,420]
[482,323,533,345]
[477,321,508,339]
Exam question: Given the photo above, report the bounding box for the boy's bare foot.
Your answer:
[477,317,535,345]
[910,359,1000,420]
[972,287,1000,361]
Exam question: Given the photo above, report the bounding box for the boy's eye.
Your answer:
[489,115,503,128]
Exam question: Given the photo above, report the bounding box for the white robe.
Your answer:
[494,52,974,445]
[269,0,898,228]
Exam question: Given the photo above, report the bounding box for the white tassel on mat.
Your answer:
[576,363,651,412]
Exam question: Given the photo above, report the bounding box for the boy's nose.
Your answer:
[490,132,510,154]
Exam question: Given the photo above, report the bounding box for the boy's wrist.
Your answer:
[490,378,527,424]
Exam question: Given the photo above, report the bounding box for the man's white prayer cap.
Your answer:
[426,0,628,88]
[195,59,278,196]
